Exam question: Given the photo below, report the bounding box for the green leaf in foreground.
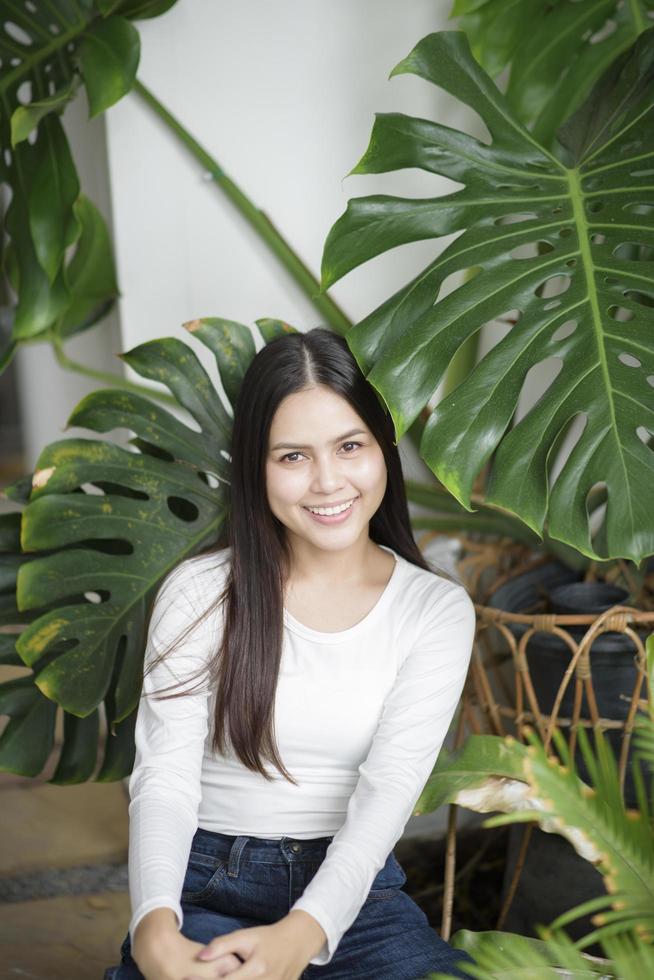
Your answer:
[321,29,654,563]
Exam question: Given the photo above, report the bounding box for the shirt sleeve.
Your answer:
[127,564,214,946]
[289,581,476,965]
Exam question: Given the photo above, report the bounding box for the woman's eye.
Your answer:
[280,442,361,463]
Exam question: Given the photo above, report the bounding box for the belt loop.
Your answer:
[227,835,249,878]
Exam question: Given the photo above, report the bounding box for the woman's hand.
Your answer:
[132,907,242,979]
[185,912,327,980]
[136,930,243,979]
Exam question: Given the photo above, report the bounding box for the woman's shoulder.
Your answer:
[399,554,474,622]
[154,546,232,605]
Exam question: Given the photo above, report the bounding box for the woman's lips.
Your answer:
[302,496,359,525]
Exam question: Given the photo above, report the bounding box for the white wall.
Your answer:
[104,0,476,404]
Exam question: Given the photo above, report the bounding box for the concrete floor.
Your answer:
[0,740,130,979]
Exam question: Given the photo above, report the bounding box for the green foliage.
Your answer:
[0,318,294,782]
[430,928,654,978]
[0,0,180,367]
[321,29,654,564]
[451,0,654,147]
[417,713,654,977]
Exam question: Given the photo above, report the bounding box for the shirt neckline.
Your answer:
[282,544,404,644]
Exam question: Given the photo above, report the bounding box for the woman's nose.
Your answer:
[311,455,346,491]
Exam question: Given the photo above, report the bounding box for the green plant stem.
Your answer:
[132,79,352,337]
[51,335,178,407]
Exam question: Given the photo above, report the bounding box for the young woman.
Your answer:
[105,328,476,980]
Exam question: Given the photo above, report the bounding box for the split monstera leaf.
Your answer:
[322,29,654,564]
[0,318,294,781]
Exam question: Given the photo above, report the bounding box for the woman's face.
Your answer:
[265,385,388,554]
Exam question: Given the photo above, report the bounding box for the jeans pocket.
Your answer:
[181,851,229,903]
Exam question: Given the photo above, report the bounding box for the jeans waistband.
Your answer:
[190,826,336,864]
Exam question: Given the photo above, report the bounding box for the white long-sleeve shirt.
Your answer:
[127,543,476,965]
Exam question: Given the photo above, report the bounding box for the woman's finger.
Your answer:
[196,930,255,962]
[207,958,268,979]
[183,952,242,979]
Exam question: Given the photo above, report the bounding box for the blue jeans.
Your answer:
[104,827,474,979]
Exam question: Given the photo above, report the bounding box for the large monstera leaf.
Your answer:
[0,1,179,365]
[0,318,293,781]
[451,0,654,147]
[322,29,654,564]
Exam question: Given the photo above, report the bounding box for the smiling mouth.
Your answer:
[302,495,359,513]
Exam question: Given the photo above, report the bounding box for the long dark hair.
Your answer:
[143,327,445,784]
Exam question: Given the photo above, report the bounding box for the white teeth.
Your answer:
[305,498,356,516]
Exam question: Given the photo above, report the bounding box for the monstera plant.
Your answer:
[321,27,654,565]
[0,317,284,780]
[0,1,184,373]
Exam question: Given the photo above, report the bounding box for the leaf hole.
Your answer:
[535,275,571,298]
[636,426,653,446]
[16,80,31,104]
[199,470,221,489]
[618,353,641,368]
[91,539,134,555]
[587,200,603,214]
[565,258,577,267]
[631,168,654,178]
[589,18,617,43]
[4,21,32,45]
[551,319,577,342]
[494,212,538,226]
[647,375,654,388]
[543,299,561,310]
[622,202,653,216]
[547,413,587,488]
[608,306,635,321]
[590,233,606,244]
[559,228,573,238]
[510,240,555,259]
[585,481,607,536]
[84,590,111,604]
[624,289,654,308]
[514,357,563,426]
[613,241,654,262]
[167,496,200,522]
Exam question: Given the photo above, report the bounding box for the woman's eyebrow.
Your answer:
[270,428,367,451]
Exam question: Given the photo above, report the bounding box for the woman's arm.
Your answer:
[127,561,217,961]
[289,581,476,965]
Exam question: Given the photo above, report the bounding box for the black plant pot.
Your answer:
[488,562,641,804]
[488,561,646,942]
